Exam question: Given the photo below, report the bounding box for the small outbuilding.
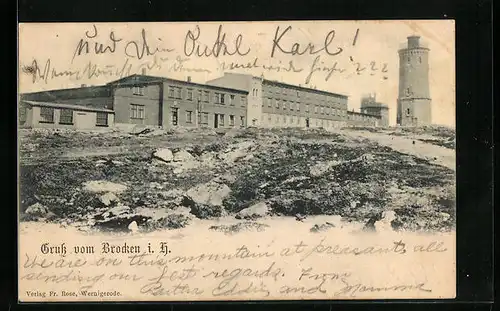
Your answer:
[19,100,114,129]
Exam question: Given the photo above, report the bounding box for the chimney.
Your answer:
[141,68,147,75]
[187,76,192,82]
[407,35,420,49]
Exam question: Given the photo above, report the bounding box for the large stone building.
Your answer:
[20,74,249,130]
[207,73,349,129]
[20,73,390,130]
[397,35,432,126]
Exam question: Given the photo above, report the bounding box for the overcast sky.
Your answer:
[19,20,455,127]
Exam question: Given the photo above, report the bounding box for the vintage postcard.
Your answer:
[18,20,456,302]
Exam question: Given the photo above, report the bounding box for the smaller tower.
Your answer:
[360,93,390,127]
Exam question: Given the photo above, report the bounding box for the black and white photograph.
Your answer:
[18,21,456,301]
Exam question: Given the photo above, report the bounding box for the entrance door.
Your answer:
[214,113,219,128]
[306,117,310,128]
[172,108,178,126]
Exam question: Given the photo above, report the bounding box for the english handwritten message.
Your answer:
[19,227,455,301]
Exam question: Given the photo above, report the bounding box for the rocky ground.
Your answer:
[18,125,456,234]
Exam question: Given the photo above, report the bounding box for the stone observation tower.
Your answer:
[397,35,432,126]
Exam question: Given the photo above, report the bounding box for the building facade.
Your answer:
[397,35,432,126]
[20,73,391,130]
[19,100,114,129]
[106,75,248,129]
[347,111,381,127]
[207,73,348,129]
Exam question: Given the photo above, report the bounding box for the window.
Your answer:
[314,106,318,114]
[325,107,329,115]
[229,95,235,106]
[407,57,410,63]
[40,107,54,123]
[187,89,193,101]
[321,107,324,114]
[407,108,411,115]
[268,115,272,122]
[289,102,293,111]
[229,115,235,126]
[201,112,209,124]
[130,104,145,119]
[275,101,280,109]
[186,111,193,123]
[203,91,210,102]
[214,93,225,104]
[296,103,300,111]
[240,96,247,107]
[268,98,272,108]
[240,116,245,126]
[133,86,145,96]
[96,112,108,126]
[283,116,287,123]
[305,104,309,112]
[59,109,73,124]
[219,114,225,126]
[283,102,287,110]
[198,90,203,101]
[297,91,300,97]
[168,86,182,99]
[419,56,422,63]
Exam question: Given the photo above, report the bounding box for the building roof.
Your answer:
[21,85,112,100]
[107,74,249,94]
[21,100,114,113]
[262,79,348,99]
[361,101,389,109]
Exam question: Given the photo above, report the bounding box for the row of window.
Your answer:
[170,107,245,127]
[167,87,245,107]
[39,107,108,126]
[263,98,346,116]
[261,114,342,127]
[264,86,341,102]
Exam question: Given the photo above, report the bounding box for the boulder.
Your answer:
[99,192,119,206]
[309,160,341,177]
[173,149,195,162]
[185,181,231,206]
[153,148,174,163]
[128,221,139,233]
[25,203,49,217]
[83,180,128,193]
[236,202,269,219]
